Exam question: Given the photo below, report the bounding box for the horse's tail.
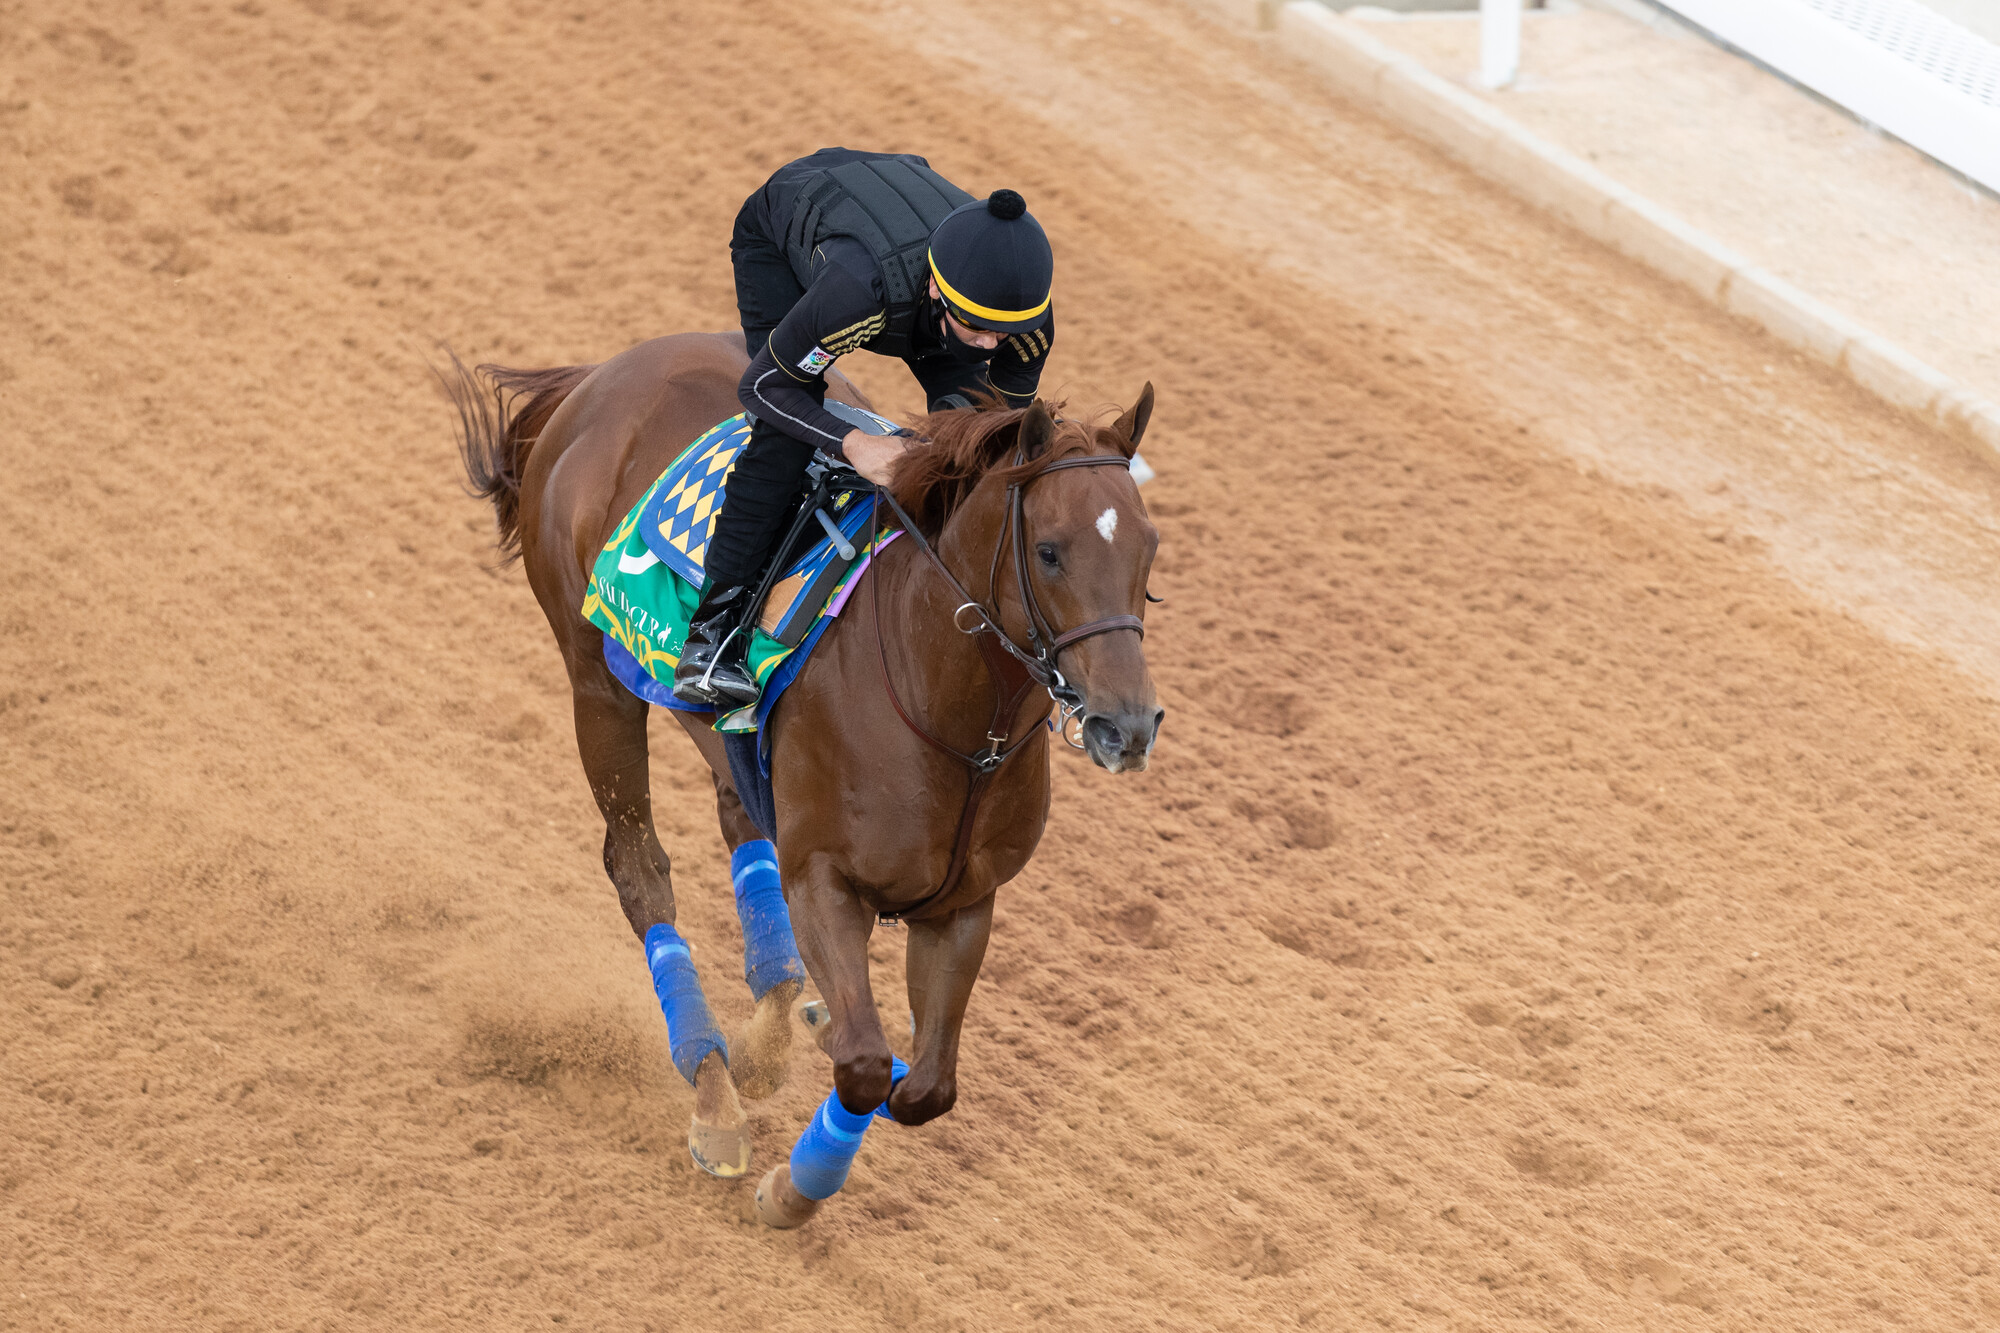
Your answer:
[438,351,597,567]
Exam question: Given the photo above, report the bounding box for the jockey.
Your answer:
[672,147,1056,708]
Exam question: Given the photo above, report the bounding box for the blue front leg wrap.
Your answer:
[789,1092,873,1201]
[789,1057,908,1201]
[731,839,805,1000]
[642,923,728,1085]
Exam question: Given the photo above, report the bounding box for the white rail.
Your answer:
[1659,0,2000,192]
[1481,0,1524,86]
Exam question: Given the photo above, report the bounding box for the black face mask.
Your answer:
[935,298,996,365]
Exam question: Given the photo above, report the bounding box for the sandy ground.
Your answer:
[1342,0,2000,405]
[7,0,2000,1329]
[1284,1,2000,700]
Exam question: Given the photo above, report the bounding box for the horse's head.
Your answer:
[1008,388,1163,774]
[897,387,1164,774]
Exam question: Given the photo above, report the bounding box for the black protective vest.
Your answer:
[781,156,972,358]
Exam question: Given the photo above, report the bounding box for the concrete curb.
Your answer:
[1197,0,2000,462]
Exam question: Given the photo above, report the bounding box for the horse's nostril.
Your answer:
[1083,715,1124,754]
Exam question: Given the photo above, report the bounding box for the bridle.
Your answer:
[863,444,1144,919]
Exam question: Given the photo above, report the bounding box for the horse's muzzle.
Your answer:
[1081,707,1164,774]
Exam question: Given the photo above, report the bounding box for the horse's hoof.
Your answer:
[733,978,802,1101]
[689,1116,751,1177]
[754,1164,820,1229]
[796,998,833,1055]
[689,1050,749,1177]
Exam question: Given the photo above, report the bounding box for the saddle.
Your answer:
[581,401,901,733]
[642,400,895,645]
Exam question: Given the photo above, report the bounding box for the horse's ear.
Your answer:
[1019,400,1057,459]
[1112,383,1154,458]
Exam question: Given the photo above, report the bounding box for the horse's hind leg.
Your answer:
[568,666,748,1177]
[667,717,808,1101]
[708,771,806,1099]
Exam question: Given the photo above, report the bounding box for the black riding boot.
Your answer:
[672,584,762,709]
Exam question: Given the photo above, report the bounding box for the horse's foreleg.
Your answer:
[887,893,995,1125]
[569,672,745,1176]
[787,858,894,1114]
[753,857,894,1230]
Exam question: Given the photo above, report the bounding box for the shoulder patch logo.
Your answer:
[796,346,835,376]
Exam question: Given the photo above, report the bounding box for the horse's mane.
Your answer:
[887,402,1099,539]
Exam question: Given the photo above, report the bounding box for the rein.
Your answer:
[865,449,1143,921]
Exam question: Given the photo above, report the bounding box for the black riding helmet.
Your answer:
[926,189,1053,334]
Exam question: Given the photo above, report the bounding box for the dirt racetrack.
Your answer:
[9,0,2000,1328]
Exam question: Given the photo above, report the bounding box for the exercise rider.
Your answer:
[672,147,1057,709]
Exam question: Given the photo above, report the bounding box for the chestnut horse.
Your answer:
[447,332,1160,1225]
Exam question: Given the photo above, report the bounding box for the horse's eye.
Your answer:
[1037,542,1060,568]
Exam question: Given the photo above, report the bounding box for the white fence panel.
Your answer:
[1661,0,2000,192]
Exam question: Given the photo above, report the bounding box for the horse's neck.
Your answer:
[931,477,1012,612]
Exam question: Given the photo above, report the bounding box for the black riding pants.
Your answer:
[701,196,990,593]
[704,196,821,593]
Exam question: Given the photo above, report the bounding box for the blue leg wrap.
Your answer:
[643,923,728,1085]
[789,1057,908,1201]
[873,1055,911,1122]
[731,840,805,1001]
[788,1092,873,1201]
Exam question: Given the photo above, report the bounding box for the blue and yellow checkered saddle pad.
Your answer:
[642,415,747,583]
[638,407,893,586]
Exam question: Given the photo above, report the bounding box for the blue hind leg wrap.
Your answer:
[731,840,804,1001]
[642,923,728,1085]
[788,1057,908,1201]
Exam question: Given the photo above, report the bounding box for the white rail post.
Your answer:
[1480,0,1522,88]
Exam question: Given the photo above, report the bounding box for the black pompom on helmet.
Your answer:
[926,189,1053,333]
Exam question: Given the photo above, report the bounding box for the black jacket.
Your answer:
[736,149,1054,450]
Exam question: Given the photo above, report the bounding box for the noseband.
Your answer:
[864,446,1144,920]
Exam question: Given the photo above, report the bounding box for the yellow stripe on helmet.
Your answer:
[927,252,1051,326]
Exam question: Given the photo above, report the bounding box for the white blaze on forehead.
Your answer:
[1095,506,1118,544]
